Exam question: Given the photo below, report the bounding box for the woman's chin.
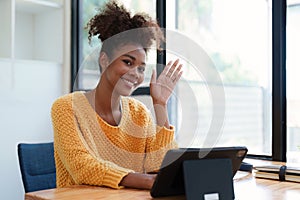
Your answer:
[116,88,135,96]
[115,83,139,96]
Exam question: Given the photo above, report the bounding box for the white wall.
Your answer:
[34,10,63,62]
[0,59,63,199]
[0,0,12,58]
[15,12,34,60]
[15,9,63,62]
[0,0,70,198]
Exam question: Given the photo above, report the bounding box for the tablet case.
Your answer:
[183,159,234,200]
[150,146,247,198]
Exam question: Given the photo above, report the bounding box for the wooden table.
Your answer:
[25,159,300,200]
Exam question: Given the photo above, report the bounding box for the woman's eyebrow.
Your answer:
[123,54,146,66]
[123,54,136,60]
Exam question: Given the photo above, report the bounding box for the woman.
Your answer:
[51,1,182,190]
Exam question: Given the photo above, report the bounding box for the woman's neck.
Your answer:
[95,87,120,113]
[86,82,122,126]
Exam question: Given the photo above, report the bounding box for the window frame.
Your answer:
[272,0,287,162]
[71,0,79,91]
[71,0,288,161]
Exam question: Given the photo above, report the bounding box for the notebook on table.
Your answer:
[150,146,248,198]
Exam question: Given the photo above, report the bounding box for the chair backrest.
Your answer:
[17,142,56,193]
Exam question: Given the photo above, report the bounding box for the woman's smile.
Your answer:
[120,77,138,89]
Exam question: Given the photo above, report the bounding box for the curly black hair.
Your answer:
[86,0,164,58]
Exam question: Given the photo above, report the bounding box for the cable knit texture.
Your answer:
[51,91,177,189]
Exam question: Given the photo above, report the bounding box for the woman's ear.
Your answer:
[99,52,109,72]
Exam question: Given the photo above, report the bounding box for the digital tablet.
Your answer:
[150,146,248,198]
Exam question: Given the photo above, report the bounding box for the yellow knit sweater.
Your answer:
[51,91,177,189]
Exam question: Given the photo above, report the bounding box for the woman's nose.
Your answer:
[128,67,139,77]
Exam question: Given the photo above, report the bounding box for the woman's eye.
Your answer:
[123,60,132,66]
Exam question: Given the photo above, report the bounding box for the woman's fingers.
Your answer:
[167,59,182,83]
[171,64,183,83]
[156,59,182,86]
[161,60,172,77]
[166,59,179,77]
[161,59,181,76]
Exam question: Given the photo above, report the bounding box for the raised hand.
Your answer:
[150,59,183,106]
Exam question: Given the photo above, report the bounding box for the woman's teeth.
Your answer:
[122,78,137,86]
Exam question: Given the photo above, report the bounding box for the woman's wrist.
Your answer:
[152,103,170,128]
[151,98,167,107]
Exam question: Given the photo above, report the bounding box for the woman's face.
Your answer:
[101,43,146,96]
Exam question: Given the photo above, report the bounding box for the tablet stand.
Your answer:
[183,158,234,200]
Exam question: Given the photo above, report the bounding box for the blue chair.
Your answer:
[17,142,56,193]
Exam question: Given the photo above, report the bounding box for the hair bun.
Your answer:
[86,0,164,55]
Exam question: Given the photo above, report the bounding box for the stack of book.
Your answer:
[254,164,300,182]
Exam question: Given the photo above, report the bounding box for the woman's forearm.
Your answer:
[153,102,170,128]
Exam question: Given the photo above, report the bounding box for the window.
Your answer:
[287,0,300,162]
[166,0,272,155]
[72,0,293,161]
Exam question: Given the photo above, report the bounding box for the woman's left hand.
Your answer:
[150,59,183,105]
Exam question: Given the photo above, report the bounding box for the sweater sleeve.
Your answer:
[143,115,178,172]
[51,97,133,189]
